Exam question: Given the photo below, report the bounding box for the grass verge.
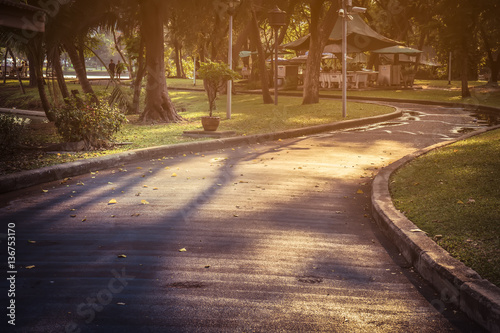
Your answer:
[390,128,500,286]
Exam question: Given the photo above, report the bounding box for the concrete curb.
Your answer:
[371,125,500,333]
[0,109,402,194]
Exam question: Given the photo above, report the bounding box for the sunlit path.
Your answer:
[0,103,489,332]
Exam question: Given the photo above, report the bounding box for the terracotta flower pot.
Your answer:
[201,116,220,131]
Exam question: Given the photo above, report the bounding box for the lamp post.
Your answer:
[268,5,286,106]
[339,1,366,117]
[227,0,239,119]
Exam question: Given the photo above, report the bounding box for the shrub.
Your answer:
[53,95,128,150]
[197,61,240,116]
[0,114,30,151]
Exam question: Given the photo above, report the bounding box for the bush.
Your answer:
[53,95,128,150]
[197,61,240,116]
[0,114,30,151]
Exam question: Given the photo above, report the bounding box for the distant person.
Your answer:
[116,60,124,80]
[108,59,116,78]
[17,61,24,77]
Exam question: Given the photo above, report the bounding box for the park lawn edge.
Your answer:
[389,128,500,287]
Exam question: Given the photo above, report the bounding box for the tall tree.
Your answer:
[249,0,274,104]
[478,0,500,84]
[437,0,480,98]
[302,0,338,105]
[139,0,182,122]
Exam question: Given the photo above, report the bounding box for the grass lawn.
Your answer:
[0,84,392,174]
[390,129,500,287]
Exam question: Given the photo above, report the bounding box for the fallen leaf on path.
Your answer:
[27,240,36,244]
[25,265,35,269]
[171,173,177,177]
[108,199,117,204]
[141,199,150,205]
[117,254,127,258]
[178,248,187,252]
[42,189,48,193]
[357,189,364,194]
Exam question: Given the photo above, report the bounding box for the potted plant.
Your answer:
[197,61,240,131]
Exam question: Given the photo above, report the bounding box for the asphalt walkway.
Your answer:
[0,102,491,332]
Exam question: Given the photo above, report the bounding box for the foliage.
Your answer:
[53,95,128,150]
[197,61,240,116]
[0,114,30,151]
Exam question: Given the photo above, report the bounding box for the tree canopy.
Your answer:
[1,0,498,120]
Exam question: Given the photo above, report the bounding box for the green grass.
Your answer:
[0,88,393,174]
[390,129,500,286]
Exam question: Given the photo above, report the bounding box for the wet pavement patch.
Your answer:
[471,112,500,126]
[452,127,477,134]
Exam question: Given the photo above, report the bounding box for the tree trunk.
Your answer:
[250,4,273,104]
[26,51,37,87]
[53,48,70,101]
[27,37,54,120]
[173,40,184,78]
[479,25,499,85]
[77,35,87,76]
[461,49,471,98]
[302,1,338,104]
[491,53,499,84]
[233,20,252,70]
[64,41,98,104]
[210,15,223,61]
[139,0,183,123]
[131,34,146,114]
[7,48,25,95]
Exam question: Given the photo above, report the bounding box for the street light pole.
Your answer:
[341,0,348,118]
[227,2,235,119]
[273,27,279,105]
[339,1,365,118]
[268,6,286,106]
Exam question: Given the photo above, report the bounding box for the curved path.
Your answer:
[1,102,492,332]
